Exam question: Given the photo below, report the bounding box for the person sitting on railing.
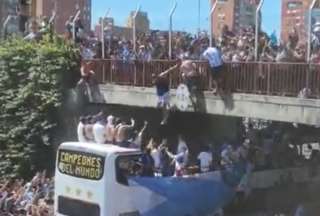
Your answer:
[202,42,224,94]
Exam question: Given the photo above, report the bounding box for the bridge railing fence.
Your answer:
[86,59,320,98]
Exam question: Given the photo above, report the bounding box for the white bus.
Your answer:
[55,142,240,216]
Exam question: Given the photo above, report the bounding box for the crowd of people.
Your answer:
[76,110,320,181]
[0,171,54,216]
[85,23,320,64]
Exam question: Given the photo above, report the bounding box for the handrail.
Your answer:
[85,59,320,98]
[88,59,319,65]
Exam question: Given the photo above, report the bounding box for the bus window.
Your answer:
[116,154,142,186]
[58,196,100,216]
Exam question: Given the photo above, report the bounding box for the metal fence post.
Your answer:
[209,0,218,47]
[142,61,146,87]
[267,63,271,95]
[169,0,177,59]
[101,8,111,59]
[72,10,81,41]
[2,15,14,39]
[133,4,141,54]
[255,0,264,61]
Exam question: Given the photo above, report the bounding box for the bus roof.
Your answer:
[58,142,141,156]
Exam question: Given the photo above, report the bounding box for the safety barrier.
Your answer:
[86,59,320,98]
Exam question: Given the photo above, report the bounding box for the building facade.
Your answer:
[211,0,258,37]
[35,0,91,34]
[94,16,133,42]
[280,0,314,42]
[126,11,150,33]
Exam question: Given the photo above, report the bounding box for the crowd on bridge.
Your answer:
[88,24,320,64]
[16,14,320,65]
[0,171,54,216]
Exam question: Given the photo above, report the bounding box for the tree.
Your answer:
[0,35,80,178]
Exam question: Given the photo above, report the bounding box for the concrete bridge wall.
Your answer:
[94,84,320,126]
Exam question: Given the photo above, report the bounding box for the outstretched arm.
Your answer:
[165,148,175,159]
[158,60,181,77]
[138,121,148,137]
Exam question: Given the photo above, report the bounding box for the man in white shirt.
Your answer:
[202,45,224,94]
[197,146,213,173]
[77,116,87,142]
[221,145,233,168]
[105,115,115,143]
[177,135,188,154]
[166,146,189,177]
[93,117,106,144]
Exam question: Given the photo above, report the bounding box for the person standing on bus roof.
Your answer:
[84,116,95,142]
[115,118,135,148]
[77,116,87,143]
[93,116,106,144]
[105,115,115,144]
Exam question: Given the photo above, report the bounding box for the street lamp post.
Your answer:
[72,10,81,41]
[198,0,201,37]
[101,8,111,59]
[169,0,178,59]
[307,0,317,62]
[209,0,218,47]
[255,0,264,61]
[2,15,14,39]
[133,4,141,53]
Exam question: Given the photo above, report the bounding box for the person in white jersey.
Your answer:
[202,44,224,94]
[77,116,87,142]
[105,115,115,143]
[197,146,213,173]
[93,117,106,144]
[166,146,189,177]
[177,135,188,154]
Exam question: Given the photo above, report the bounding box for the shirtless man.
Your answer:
[180,60,201,93]
[115,118,135,147]
[105,115,115,143]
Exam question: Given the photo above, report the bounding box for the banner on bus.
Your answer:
[58,149,105,180]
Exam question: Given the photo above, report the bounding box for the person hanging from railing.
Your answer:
[152,60,181,124]
[202,41,224,95]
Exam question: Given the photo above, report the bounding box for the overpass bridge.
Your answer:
[86,60,320,125]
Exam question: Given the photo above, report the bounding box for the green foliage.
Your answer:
[0,36,80,178]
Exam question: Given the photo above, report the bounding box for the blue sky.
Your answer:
[92,0,281,37]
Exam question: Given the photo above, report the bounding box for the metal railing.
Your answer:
[85,59,320,98]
